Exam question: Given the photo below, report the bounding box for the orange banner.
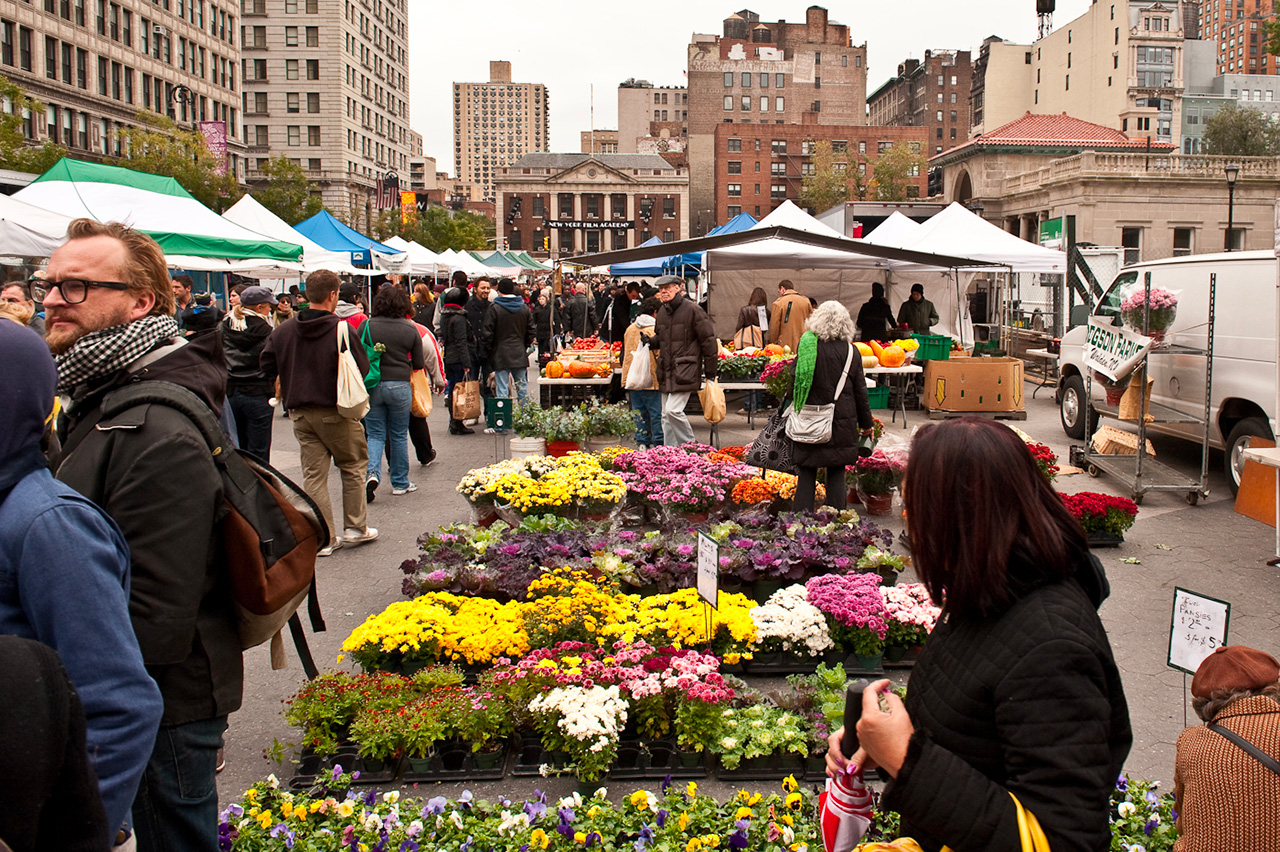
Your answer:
[400,190,415,224]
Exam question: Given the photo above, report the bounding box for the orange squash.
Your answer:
[764,343,785,356]
[855,342,873,357]
[568,361,596,379]
[544,361,565,379]
[878,345,906,368]
[868,339,885,359]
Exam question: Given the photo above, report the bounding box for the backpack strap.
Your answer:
[1208,723,1280,777]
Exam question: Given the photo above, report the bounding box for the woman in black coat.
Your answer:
[788,301,873,512]
[438,288,475,435]
[827,418,1132,852]
[531,290,554,359]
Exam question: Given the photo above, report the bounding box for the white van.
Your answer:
[1057,249,1276,494]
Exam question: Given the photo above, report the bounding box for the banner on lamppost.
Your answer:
[197,121,228,175]
[376,173,400,210]
[400,190,415,224]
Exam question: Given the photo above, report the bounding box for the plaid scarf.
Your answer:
[55,314,181,393]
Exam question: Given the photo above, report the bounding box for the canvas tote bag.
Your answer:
[785,342,853,444]
[336,322,370,420]
[452,373,482,421]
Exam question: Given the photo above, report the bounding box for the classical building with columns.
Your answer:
[494,152,689,258]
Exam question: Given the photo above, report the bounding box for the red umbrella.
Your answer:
[818,682,876,852]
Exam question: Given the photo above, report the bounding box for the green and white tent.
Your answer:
[14,158,302,262]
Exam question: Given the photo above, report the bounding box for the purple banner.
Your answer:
[198,121,228,175]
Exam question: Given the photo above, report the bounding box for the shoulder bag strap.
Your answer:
[336,319,350,352]
[832,342,856,401]
[1209,722,1280,777]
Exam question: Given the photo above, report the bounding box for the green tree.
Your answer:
[0,75,66,174]
[798,140,849,213]
[253,155,322,225]
[113,112,242,211]
[1202,104,1280,156]
[872,142,928,202]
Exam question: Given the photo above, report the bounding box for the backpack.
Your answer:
[96,381,328,676]
[358,320,383,390]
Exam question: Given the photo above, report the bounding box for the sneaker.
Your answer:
[391,483,418,495]
[420,449,438,467]
[342,526,379,545]
[483,427,497,434]
[365,475,379,504]
[317,539,343,557]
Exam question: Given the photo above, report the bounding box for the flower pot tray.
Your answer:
[607,739,707,780]
[1085,530,1125,547]
[289,746,399,790]
[715,752,807,782]
[511,736,568,777]
[741,653,825,676]
[399,744,510,783]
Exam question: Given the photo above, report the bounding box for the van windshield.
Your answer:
[1096,271,1138,321]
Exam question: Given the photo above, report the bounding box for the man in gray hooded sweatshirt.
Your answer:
[481,277,535,418]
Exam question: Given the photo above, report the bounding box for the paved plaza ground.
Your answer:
[218,375,1280,805]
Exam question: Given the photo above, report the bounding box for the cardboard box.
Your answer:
[1092,425,1156,457]
[923,356,1024,412]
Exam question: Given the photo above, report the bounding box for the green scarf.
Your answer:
[791,331,818,411]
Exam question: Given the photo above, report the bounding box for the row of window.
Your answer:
[726,138,916,156]
[723,95,785,113]
[37,0,235,47]
[653,110,687,122]
[241,90,318,113]
[242,57,317,80]
[724,72,787,89]
[653,91,686,104]
[244,123,318,145]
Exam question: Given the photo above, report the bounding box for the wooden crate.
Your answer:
[1091,425,1155,457]
[559,349,614,366]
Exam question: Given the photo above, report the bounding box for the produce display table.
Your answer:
[1023,347,1058,399]
[538,376,612,408]
[864,364,924,427]
[716,381,766,428]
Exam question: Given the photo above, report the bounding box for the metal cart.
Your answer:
[1071,270,1215,506]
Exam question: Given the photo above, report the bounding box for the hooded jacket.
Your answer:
[0,322,163,838]
[222,310,274,394]
[439,304,474,369]
[482,294,535,371]
[653,292,718,394]
[334,300,368,331]
[882,549,1131,852]
[52,328,242,728]
[260,307,371,410]
[897,295,939,335]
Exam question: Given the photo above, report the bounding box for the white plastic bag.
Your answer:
[625,340,653,390]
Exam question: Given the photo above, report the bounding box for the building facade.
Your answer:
[494,152,688,258]
[617,78,688,153]
[1200,0,1275,75]
[687,6,867,233]
[1,0,244,178]
[580,128,618,153]
[712,122,926,224]
[240,0,413,231]
[453,60,549,202]
[867,50,973,155]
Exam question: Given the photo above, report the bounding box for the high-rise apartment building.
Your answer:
[240,0,413,231]
[617,78,687,153]
[0,0,244,177]
[867,50,972,155]
[686,6,867,233]
[1199,0,1274,75]
[453,60,549,201]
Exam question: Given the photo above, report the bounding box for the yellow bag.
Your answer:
[699,379,726,424]
[410,369,432,418]
[856,793,1048,852]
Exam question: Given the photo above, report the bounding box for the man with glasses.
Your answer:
[1,278,45,335]
[44,219,241,852]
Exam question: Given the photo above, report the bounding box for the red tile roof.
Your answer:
[937,112,1177,159]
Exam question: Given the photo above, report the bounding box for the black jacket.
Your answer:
[532,302,554,342]
[440,305,474,369]
[609,293,632,343]
[53,332,242,726]
[856,297,896,343]
[465,298,492,361]
[221,313,274,394]
[482,295,535,371]
[653,292,718,393]
[789,339,873,469]
[260,308,370,410]
[883,551,1132,852]
[563,294,597,338]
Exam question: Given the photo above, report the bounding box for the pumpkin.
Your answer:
[855,342,873,357]
[595,363,612,377]
[764,343,785,356]
[544,361,565,379]
[862,355,880,370]
[878,345,906,368]
[568,361,597,379]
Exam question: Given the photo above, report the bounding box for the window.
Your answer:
[727,205,741,217]
[950,110,957,122]
[760,72,769,88]
[285,0,296,11]
[950,93,956,104]
[245,91,266,113]
[307,125,319,145]
[936,110,943,121]
[775,96,783,111]
[286,91,299,112]
[771,139,786,154]
[775,73,784,88]
[531,195,545,218]
[97,55,107,94]
[937,92,943,103]
[18,26,30,71]
[306,26,318,46]
[45,36,56,79]
[61,43,71,83]
[723,95,733,111]
[814,76,820,89]
[727,160,741,174]
[771,184,786,199]
[760,97,769,111]
[1173,228,1193,257]
[306,59,318,79]
[285,58,298,79]
[727,137,741,152]
[742,72,751,87]
[663,197,674,218]
[771,162,785,176]
[1121,227,1141,265]
[936,127,943,139]
[938,75,944,86]
[559,194,573,218]
[842,54,847,67]
[741,95,750,111]
[727,183,741,196]
[723,71,733,87]
[285,25,297,45]
[654,109,660,120]
[610,194,626,219]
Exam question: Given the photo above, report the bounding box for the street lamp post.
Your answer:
[168,83,195,127]
[1225,163,1239,251]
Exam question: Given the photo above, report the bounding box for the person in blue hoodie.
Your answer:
[0,318,164,848]
[481,277,536,424]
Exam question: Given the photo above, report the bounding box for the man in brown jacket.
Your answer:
[769,279,812,353]
[652,276,717,446]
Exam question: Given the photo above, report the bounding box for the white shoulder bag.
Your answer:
[336,321,370,420]
[785,342,854,445]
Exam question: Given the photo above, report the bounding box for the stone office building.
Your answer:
[494,152,689,258]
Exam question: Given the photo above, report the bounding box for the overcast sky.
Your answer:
[408,0,1094,171]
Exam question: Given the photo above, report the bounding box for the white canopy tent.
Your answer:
[860,211,922,247]
[438,249,492,278]
[221,195,376,277]
[0,193,72,257]
[382,236,450,276]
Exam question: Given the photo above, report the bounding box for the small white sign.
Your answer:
[697,532,719,608]
[758,305,769,334]
[1168,588,1231,675]
[1086,319,1152,382]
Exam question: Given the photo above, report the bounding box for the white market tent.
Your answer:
[0,193,72,257]
[222,194,371,276]
[14,159,302,264]
[382,236,450,276]
[438,249,492,278]
[860,211,922,247]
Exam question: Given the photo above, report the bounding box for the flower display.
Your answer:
[749,584,835,656]
[1110,774,1178,851]
[716,352,771,380]
[760,356,796,399]
[806,573,889,657]
[765,469,825,501]
[854,450,905,496]
[612,445,756,513]
[456,457,557,504]
[493,453,627,515]
[1026,441,1060,482]
[714,704,810,770]
[1119,286,1178,334]
[730,477,775,505]
[880,583,941,649]
[529,684,629,781]
[340,594,531,670]
[1062,491,1140,537]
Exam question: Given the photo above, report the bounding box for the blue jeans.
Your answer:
[132,715,226,852]
[365,380,412,489]
[495,368,528,404]
[227,388,274,462]
[630,389,663,447]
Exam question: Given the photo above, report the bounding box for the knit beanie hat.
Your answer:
[497,278,516,295]
[443,287,469,308]
[1192,645,1280,698]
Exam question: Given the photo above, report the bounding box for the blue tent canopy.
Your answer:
[660,212,758,274]
[608,236,669,276]
[295,210,403,267]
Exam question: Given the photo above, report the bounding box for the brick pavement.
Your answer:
[217,379,1280,805]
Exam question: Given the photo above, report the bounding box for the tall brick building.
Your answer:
[867,50,973,155]
[712,123,926,223]
[1200,0,1275,75]
[687,6,867,233]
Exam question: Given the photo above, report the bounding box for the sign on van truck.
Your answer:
[1085,319,1152,382]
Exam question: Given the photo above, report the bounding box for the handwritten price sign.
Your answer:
[1167,588,1231,674]
[697,532,720,609]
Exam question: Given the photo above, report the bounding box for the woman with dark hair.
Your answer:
[531,290,554,360]
[734,286,769,347]
[413,282,434,328]
[826,417,1132,852]
[360,285,424,499]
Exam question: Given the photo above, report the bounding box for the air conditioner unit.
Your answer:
[153,25,169,35]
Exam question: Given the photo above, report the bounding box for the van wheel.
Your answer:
[1226,416,1273,496]
[1059,375,1095,440]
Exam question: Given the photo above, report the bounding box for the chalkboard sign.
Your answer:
[1168,588,1231,675]
[697,532,719,608]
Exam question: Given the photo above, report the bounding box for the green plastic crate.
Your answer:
[911,334,952,361]
[867,385,890,409]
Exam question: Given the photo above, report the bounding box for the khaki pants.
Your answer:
[290,407,369,535]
